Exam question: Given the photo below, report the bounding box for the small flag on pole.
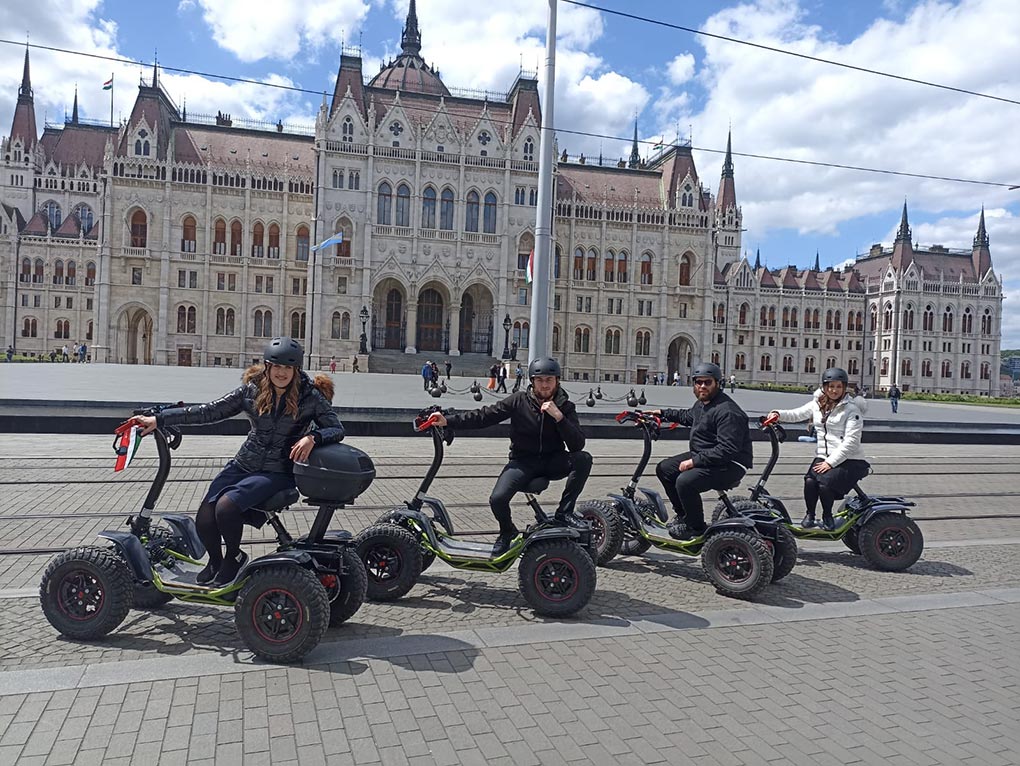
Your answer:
[525,250,535,284]
[102,76,113,91]
[652,137,665,151]
[113,423,142,472]
[311,232,344,252]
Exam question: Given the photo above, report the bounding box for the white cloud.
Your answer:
[667,53,695,85]
[186,0,371,63]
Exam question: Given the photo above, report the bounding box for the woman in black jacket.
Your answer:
[136,338,344,585]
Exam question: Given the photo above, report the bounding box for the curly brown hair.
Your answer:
[245,363,300,418]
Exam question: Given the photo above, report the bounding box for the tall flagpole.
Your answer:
[109,73,114,127]
[529,0,557,362]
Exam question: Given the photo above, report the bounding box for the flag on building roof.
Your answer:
[312,232,344,252]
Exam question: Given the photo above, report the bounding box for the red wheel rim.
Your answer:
[581,513,606,549]
[251,588,304,643]
[56,569,105,621]
[714,542,756,583]
[365,545,402,582]
[534,557,579,602]
[876,526,909,560]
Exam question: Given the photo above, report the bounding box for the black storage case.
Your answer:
[294,443,376,505]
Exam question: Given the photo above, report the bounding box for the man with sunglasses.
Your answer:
[651,362,753,540]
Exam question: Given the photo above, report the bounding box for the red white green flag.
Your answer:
[114,423,142,472]
[525,250,534,284]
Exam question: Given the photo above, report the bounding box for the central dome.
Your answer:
[369,54,449,97]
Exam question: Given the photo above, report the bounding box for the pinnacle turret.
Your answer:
[628,120,640,169]
[895,200,911,243]
[721,129,733,179]
[71,86,78,124]
[401,0,422,56]
[974,206,989,248]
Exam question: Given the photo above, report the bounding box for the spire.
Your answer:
[721,129,734,178]
[754,248,761,271]
[152,54,159,88]
[19,44,32,99]
[974,206,989,248]
[401,0,422,56]
[813,251,820,271]
[10,44,38,149]
[895,200,911,243]
[628,120,640,169]
[71,86,79,124]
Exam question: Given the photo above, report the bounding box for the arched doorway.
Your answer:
[458,283,494,354]
[667,335,696,385]
[416,288,444,352]
[383,288,403,349]
[117,306,153,364]
[459,293,474,350]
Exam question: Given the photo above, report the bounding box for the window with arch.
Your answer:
[604,328,621,355]
[961,360,972,379]
[86,320,93,341]
[523,137,535,162]
[635,330,651,356]
[760,354,772,371]
[19,258,30,282]
[483,192,497,233]
[804,356,816,374]
[554,245,562,280]
[213,219,226,254]
[290,310,306,339]
[811,308,819,329]
[230,220,242,256]
[826,357,837,369]
[85,261,96,286]
[617,251,628,283]
[252,222,265,257]
[941,360,952,378]
[711,352,720,365]
[440,188,455,230]
[53,260,64,286]
[923,305,935,332]
[396,184,411,227]
[962,308,973,334]
[901,358,913,377]
[342,116,354,143]
[465,190,479,232]
[513,321,531,349]
[604,251,615,282]
[782,355,794,373]
[760,306,768,327]
[21,317,38,337]
[176,305,197,334]
[980,362,991,380]
[574,327,591,353]
[847,359,859,375]
[904,305,914,331]
[825,309,834,331]
[34,259,44,283]
[783,307,792,329]
[640,253,653,285]
[130,209,147,247]
[181,215,197,252]
[572,247,584,281]
[377,182,392,225]
[981,309,993,335]
[942,308,954,333]
[215,307,236,335]
[678,253,692,286]
[332,169,345,189]
[715,304,725,325]
[54,319,70,339]
[921,359,933,378]
[552,325,561,353]
[734,353,746,370]
[883,303,893,331]
[738,302,749,326]
[74,203,94,233]
[268,224,280,258]
[331,311,351,340]
[66,261,77,286]
[869,307,878,333]
[254,309,273,337]
[421,187,437,229]
[43,200,62,230]
[846,309,856,331]
[586,248,597,281]
[296,225,310,261]
[333,218,353,258]
[879,357,889,376]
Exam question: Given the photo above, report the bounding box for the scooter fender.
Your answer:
[756,492,791,521]
[381,508,441,550]
[97,530,151,582]
[636,488,669,523]
[420,496,455,536]
[857,504,911,529]
[237,550,314,582]
[522,527,582,552]
[704,516,757,538]
[161,513,207,559]
[606,494,642,531]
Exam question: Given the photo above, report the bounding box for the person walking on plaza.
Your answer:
[445,359,452,380]
[78,343,87,363]
[488,362,498,390]
[134,337,344,585]
[513,363,524,392]
[329,355,337,374]
[496,363,508,393]
[422,361,433,391]
[650,363,754,540]
[352,356,360,373]
[62,344,69,363]
[729,374,737,393]
[5,345,13,363]
[673,370,680,386]
[767,367,869,531]
[889,383,901,413]
[429,358,591,555]
[430,360,440,385]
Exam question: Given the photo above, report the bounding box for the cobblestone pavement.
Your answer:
[1,436,1019,764]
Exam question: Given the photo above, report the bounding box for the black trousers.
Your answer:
[655,451,746,530]
[489,451,593,533]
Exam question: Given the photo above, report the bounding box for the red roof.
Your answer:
[53,212,83,238]
[22,211,48,235]
[556,163,664,206]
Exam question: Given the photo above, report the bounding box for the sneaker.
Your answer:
[492,530,520,558]
[667,520,703,541]
[195,561,219,585]
[212,550,249,586]
[800,513,817,529]
[819,513,836,532]
[554,513,589,531]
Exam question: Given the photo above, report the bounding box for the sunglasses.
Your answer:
[693,379,715,387]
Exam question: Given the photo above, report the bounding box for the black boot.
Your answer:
[668,519,702,541]
[820,512,836,532]
[212,549,249,586]
[800,512,816,529]
[195,560,219,585]
[554,512,589,531]
[492,528,520,558]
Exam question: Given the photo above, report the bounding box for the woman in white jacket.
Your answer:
[767,368,870,531]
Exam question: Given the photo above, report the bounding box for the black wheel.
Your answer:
[700,530,774,600]
[327,548,368,627]
[518,539,596,617]
[354,523,423,602]
[770,525,798,582]
[619,502,654,556]
[234,565,329,663]
[858,514,923,571]
[40,546,133,640]
[842,527,862,555]
[575,500,623,566]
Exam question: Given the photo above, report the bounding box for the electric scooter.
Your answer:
[353,406,597,617]
[576,410,797,599]
[39,404,374,663]
[712,414,924,571]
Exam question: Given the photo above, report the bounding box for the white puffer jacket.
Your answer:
[774,392,867,467]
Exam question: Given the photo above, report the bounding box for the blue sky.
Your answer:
[3,0,1019,344]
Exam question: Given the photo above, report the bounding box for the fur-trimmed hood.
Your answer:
[241,364,334,402]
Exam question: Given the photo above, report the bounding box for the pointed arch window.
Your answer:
[230,220,242,256]
[439,188,455,230]
[942,308,954,333]
[523,137,535,162]
[640,253,653,285]
[67,260,77,286]
[296,225,310,261]
[74,204,94,233]
[738,303,749,326]
[252,222,265,257]
[604,250,615,282]
[573,247,584,281]
[421,187,437,229]
[483,192,498,233]
[617,251,628,283]
[86,262,96,286]
[291,310,307,339]
[342,116,354,144]
[53,260,64,286]
[377,182,392,225]
[130,210,147,247]
[465,190,480,232]
[395,184,411,228]
[181,215,197,252]
[678,254,692,286]
[43,200,62,230]
[268,224,280,258]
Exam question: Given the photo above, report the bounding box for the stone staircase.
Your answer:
[368,349,501,378]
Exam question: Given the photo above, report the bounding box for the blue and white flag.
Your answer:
[311,232,344,252]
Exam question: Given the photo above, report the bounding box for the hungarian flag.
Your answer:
[102,76,113,91]
[525,250,534,284]
[652,137,665,151]
[113,422,142,472]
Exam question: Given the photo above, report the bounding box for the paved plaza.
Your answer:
[1,433,1019,764]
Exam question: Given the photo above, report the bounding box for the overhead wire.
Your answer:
[1,37,1017,189]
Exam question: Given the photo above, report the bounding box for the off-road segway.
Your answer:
[576,410,794,599]
[39,405,374,663]
[353,406,597,617]
[712,414,923,571]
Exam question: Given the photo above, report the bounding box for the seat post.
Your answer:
[526,494,548,523]
[266,512,293,545]
[306,503,339,543]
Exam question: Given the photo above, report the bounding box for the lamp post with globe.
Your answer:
[501,313,512,360]
[358,305,369,355]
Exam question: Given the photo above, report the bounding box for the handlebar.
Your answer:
[615,410,677,439]
[132,401,184,417]
[760,413,780,428]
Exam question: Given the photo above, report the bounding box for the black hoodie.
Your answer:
[445,386,585,460]
[661,390,753,470]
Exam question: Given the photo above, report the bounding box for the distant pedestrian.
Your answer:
[889,384,901,414]
[513,363,524,392]
[487,363,498,390]
[352,356,360,373]
[329,355,337,374]
[496,363,508,393]
[672,371,680,387]
[5,345,13,363]
[49,349,57,363]
[79,343,87,363]
[445,360,452,380]
[422,361,433,391]
[510,341,518,361]
[62,344,69,362]
[430,361,440,385]
[729,374,736,393]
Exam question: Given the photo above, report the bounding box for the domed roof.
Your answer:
[368,0,449,97]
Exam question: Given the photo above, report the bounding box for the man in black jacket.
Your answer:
[431,357,591,555]
[654,362,753,540]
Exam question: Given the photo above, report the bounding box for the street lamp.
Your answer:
[358,305,369,355]
[501,313,512,360]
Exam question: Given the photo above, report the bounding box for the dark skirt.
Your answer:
[805,458,871,499]
[204,460,297,529]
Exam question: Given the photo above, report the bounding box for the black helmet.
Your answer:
[528,357,562,379]
[821,367,848,385]
[691,362,723,383]
[264,337,303,368]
